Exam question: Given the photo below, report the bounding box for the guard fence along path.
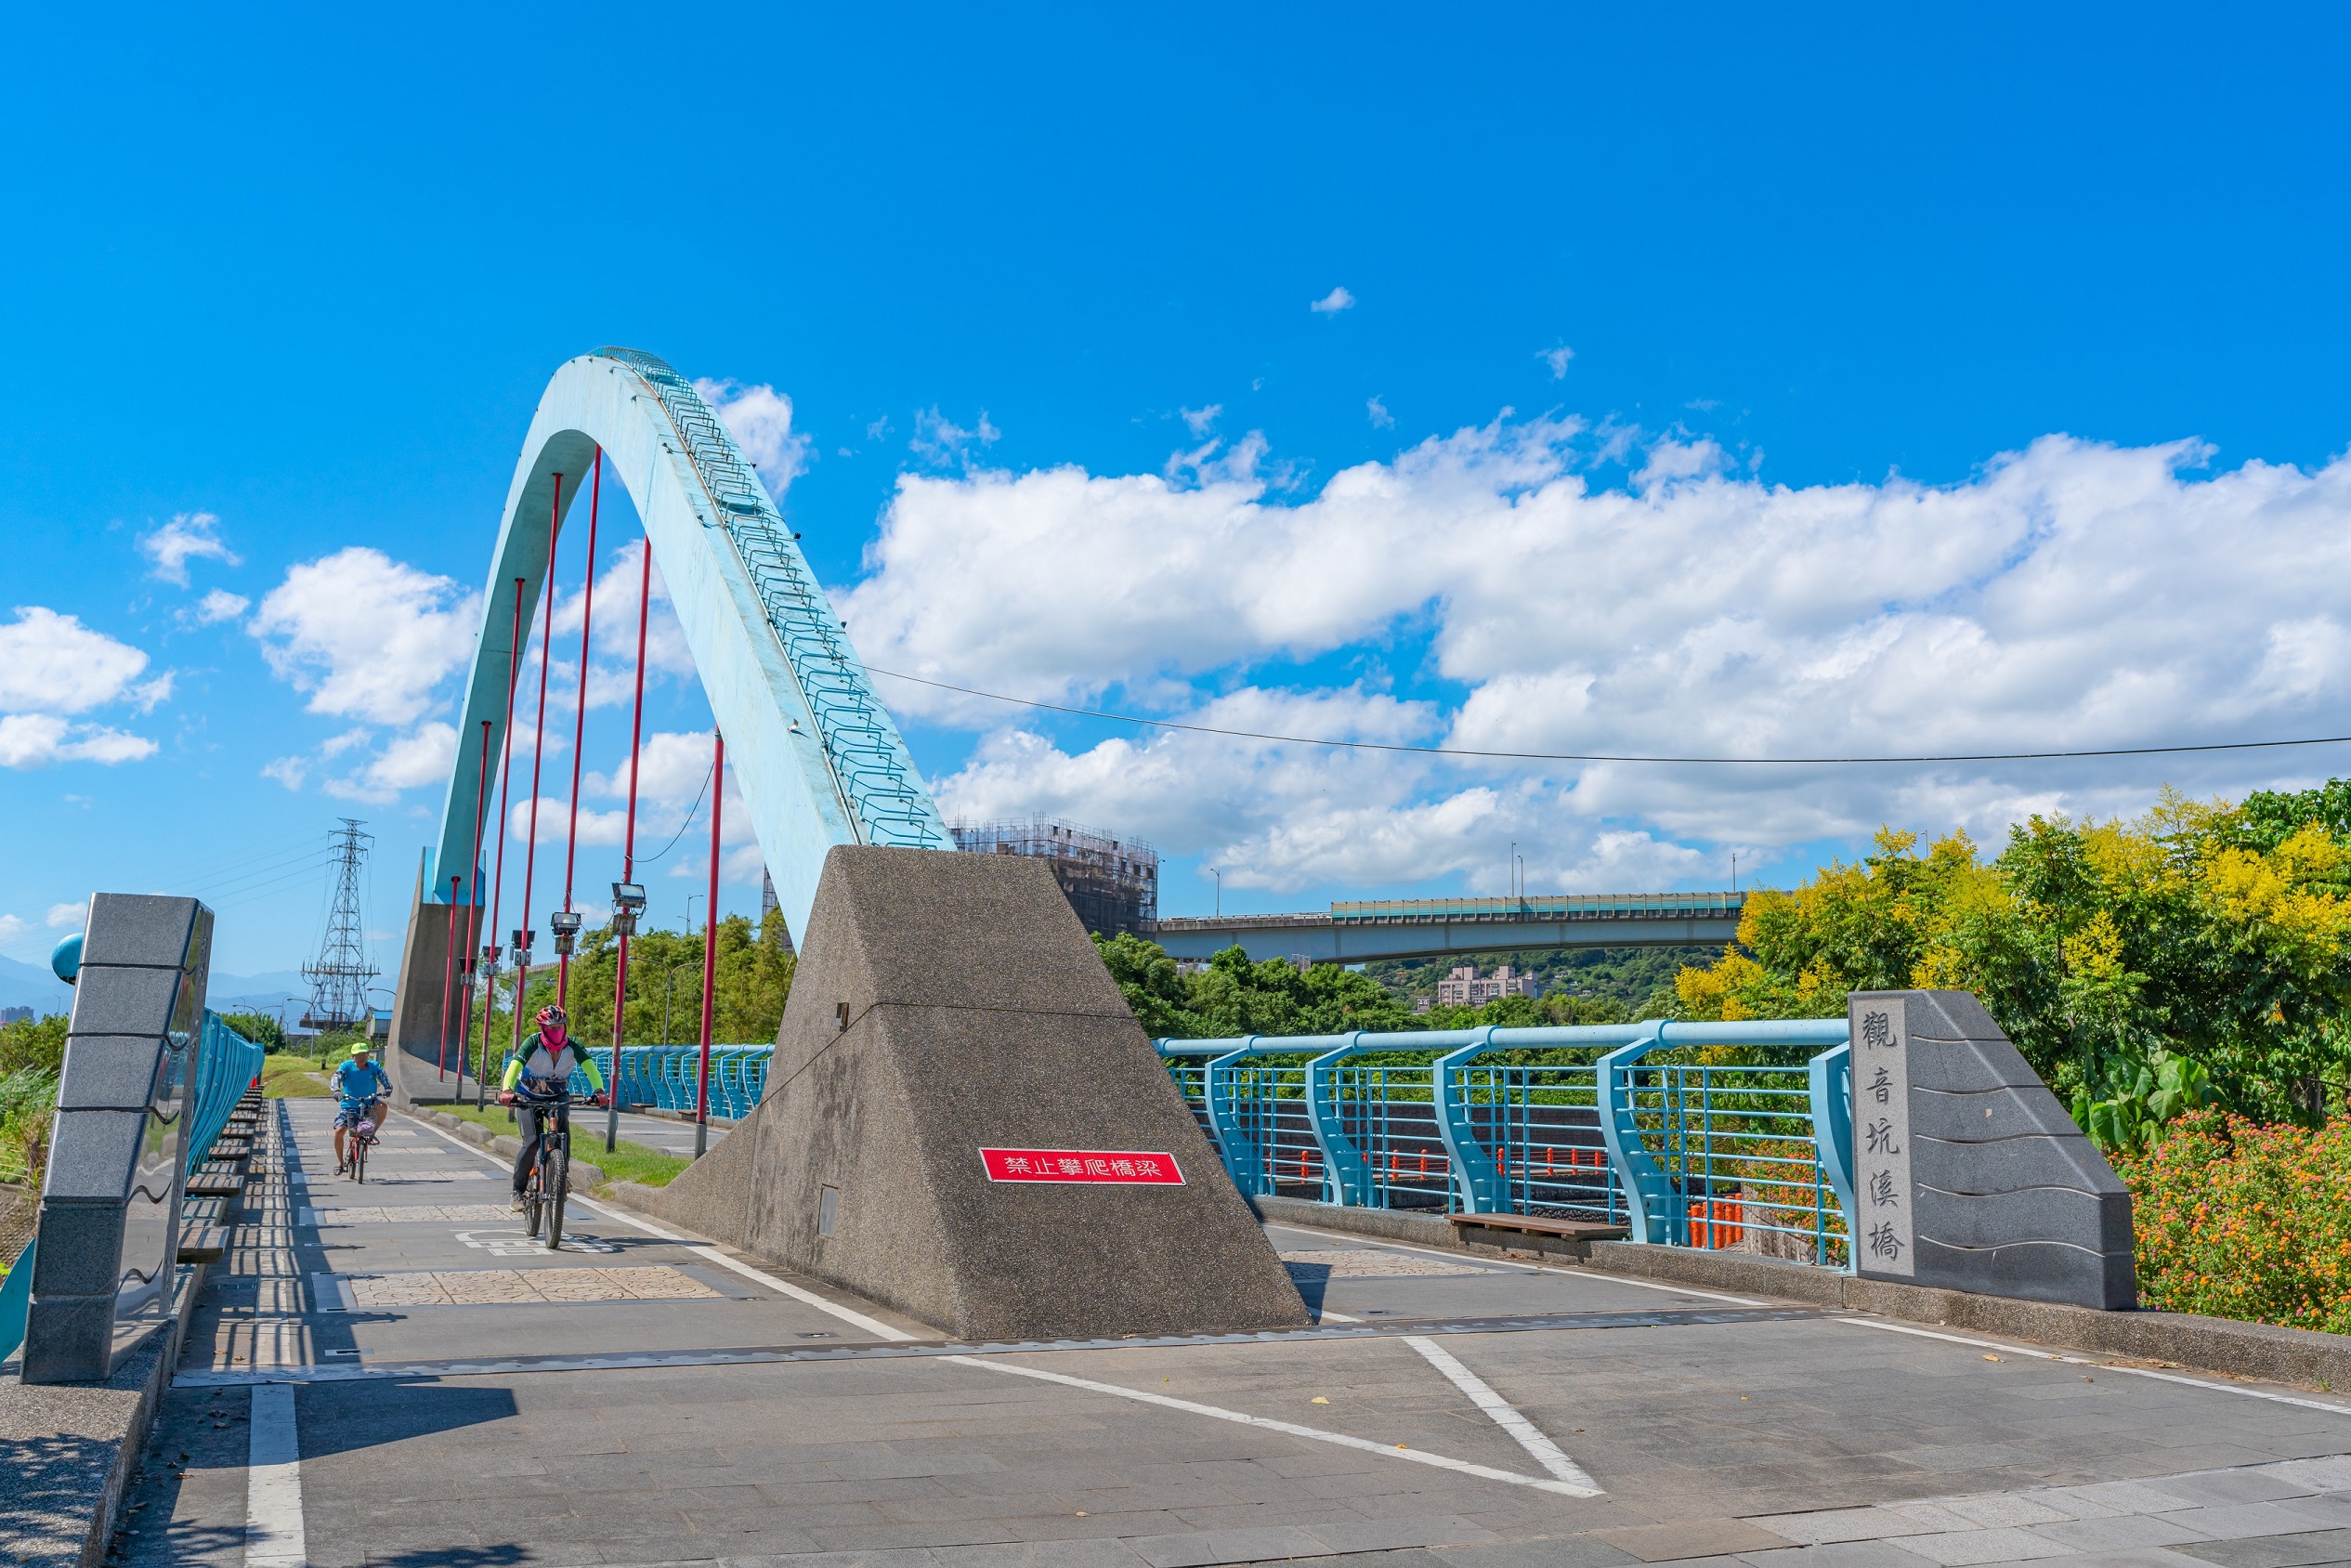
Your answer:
[1157,1019,1857,1267]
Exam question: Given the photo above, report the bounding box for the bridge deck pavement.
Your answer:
[104,1099,2351,1568]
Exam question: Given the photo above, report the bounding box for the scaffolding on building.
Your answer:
[948,818,1158,937]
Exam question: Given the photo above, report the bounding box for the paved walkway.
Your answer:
[106,1100,2351,1567]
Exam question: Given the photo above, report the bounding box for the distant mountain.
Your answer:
[0,957,315,1021]
[0,953,72,1014]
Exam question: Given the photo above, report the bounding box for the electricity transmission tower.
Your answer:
[301,818,379,1032]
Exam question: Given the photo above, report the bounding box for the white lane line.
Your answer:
[400,1111,917,1342]
[1832,1316,2351,1418]
[945,1354,1605,1497]
[244,1382,306,1567]
[1317,1309,1362,1323]
[1263,1221,1765,1306]
[1401,1334,1599,1490]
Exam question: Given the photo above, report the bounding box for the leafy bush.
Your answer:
[0,1013,67,1077]
[218,1011,288,1052]
[2117,1109,2351,1334]
[0,1066,59,1183]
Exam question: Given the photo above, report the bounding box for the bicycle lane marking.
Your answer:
[400,1110,916,1341]
[1401,1334,1598,1489]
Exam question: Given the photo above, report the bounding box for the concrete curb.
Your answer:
[0,1262,209,1567]
[1251,1196,2351,1394]
[402,1106,606,1190]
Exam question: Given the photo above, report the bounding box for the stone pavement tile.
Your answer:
[1936,1494,2075,1528]
[804,1524,1078,1553]
[2153,1502,2351,1541]
[871,1493,1083,1523]
[1124,1525,1335,1567]
[2261,1457,2351,1492]
[2025,1515,2215,1551]
[1434,1538,1642,1567]
[2167,1533,2351,1568]
[1304,1514,1503,1553]
[2258,1495,2351,1528]
[1592,1519,1797,1562]
[2024,1554,2214,1568]
[931,1543,1155,1567]
[2159,1473,2324,1507]
[1162,1502,1370,1533]
[721,1501,897,1528]
[1888,1527,2072,1564]
[1735,1545,1937,1568]
[2065,1482,2211,1515]
[1743,1508,1914,1546]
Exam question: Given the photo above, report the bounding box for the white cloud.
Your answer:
[845,419,2351,886]
[322,722,460,803]
[262,756,307,791]
[1180,405,1222,438]
[250,548,478,725]
[1367,397,1393,429]
[138,511,240,585]
[0,713,157,769]
[193,588,249,624]
[910,408,1001,468]
[1540,345,1574,379]
[692,378,812,492]
[0,915,28,947]
[1310,286,1355,315]
[46,902,84,930]
[0,607,153,713]
[544,538,695,710]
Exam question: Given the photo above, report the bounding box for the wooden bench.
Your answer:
[1448,1213,1630,1247]
[176,1226,229,1263]
[185,1174,244,1199]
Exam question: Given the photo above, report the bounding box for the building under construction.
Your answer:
[949,818,1158,937]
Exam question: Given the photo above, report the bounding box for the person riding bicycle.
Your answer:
[332,1041,392,1174]
[498,1004,607,1211]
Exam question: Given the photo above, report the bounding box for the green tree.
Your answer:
[0,1013,68,1077]
[218,1011,287,1052]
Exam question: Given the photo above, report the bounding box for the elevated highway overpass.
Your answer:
[1143,891,1745,964]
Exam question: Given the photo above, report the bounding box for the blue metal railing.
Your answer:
[1158,1018,1857,1268]
[2,1010,263,1365]
[189,1013,265,1176]
[579,1046,772,1120]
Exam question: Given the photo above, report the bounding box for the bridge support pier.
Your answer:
[630,845,1309,1341]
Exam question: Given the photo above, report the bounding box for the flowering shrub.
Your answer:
[2117,1109,2351,1334]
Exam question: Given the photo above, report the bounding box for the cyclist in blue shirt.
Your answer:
[332,1041,393,1174]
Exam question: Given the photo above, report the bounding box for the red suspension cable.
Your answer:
[557,451,601,1005]
[461,718,491,1090]
[514,474,561,1066]
[438,877,459,1080]
[479,578,526,1106]
[695,728,722,1154]
[607,533,655,1150]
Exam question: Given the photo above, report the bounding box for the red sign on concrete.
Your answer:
[980,1148,1185,1184]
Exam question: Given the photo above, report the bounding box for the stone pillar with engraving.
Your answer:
[1848,988,2135,1311]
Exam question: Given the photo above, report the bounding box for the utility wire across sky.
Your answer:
[864,666,2351,767]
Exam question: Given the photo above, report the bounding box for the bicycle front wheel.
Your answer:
[352,1135,367,1184]
[545,1145,568,1250]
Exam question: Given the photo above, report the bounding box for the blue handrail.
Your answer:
[189,1013,265,1176]
[1159,1018,1854,1261]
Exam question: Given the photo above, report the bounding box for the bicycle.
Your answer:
[513,1091,590,1248]
[337,1100,384,1183]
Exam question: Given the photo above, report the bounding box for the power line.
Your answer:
[864,666,2351,766]
[637,758,716,864]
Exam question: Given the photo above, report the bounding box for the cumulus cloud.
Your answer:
[192,588,249,624]
[46,901,83,929]
[250,548,478,725]
[322,722,459,804]
[0,608,160,768]
[1540,345,1574,379]
[138,511,240,585]
[846,418,2351,887]
[909,408,1001,468]
[1310,286,1355,315]
[1180,405,1222,438]
[0,608,153,713]
[693,378,812,492]
[1367,397,1393,429]
[262,756,307,791]
[0,915,28,947]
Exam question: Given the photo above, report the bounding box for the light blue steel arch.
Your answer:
[428,348,950,943]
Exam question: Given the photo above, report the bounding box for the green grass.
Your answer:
[262,1054,332,1098]
[424,1099,692,1190]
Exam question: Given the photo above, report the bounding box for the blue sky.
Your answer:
[5,6,2350,1003]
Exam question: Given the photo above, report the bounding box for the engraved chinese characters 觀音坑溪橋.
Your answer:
[1852,1000,1914,1276]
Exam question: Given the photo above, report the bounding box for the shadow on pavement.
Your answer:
[293,1382,518,1459]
